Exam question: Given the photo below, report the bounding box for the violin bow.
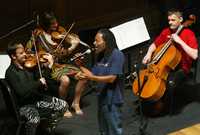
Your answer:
[56,22,75,49]
[32,32,43,79]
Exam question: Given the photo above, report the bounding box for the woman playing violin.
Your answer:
[26,12,87,116]
[26,13,80,62]
[141,9,198,114]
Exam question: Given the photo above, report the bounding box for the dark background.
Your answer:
[0,1,200,135]
[0,0,199,73]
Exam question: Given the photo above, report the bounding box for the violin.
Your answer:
[24,51,48,68]
[51,25,90,48]
[51,26,80,45]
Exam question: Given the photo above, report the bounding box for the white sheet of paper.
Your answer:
[0,55,11,79]
[110,17,150,50]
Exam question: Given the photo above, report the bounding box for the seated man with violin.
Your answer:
[26,12,87,116]
[141,9,198,113]
[5,41,72,135]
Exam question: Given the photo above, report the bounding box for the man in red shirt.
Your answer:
[143,10,198,73]
[142,10,198,113]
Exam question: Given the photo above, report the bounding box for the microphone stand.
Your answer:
[132,50,150,135]
[0,19,35,40]
[134,63,149,135]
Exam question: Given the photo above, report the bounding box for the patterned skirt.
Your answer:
[51,63,81,80]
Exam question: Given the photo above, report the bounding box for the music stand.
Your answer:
[133,63,150,135]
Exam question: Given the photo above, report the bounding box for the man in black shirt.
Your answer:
[5,41,71,135]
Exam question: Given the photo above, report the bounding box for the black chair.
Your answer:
[0,79,25,135]
[188,36,200,85]
[168,44,200,114]
[185,54,200,85]
[0,79,61,135]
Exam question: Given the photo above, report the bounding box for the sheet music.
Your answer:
[110,17,150,50]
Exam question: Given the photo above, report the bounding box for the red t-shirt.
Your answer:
[154,27,198,74]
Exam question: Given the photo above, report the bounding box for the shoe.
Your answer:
[71,103,83,115]
[64,110,73,118]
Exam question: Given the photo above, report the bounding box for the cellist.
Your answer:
[142,9,198,112]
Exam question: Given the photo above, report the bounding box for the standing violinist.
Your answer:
[5,41,72,135]
[142,9,198,112]
[26,12,87,116]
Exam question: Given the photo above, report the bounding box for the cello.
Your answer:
[132,15,196,101]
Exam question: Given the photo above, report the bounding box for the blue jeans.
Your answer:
[98,104,123,135]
